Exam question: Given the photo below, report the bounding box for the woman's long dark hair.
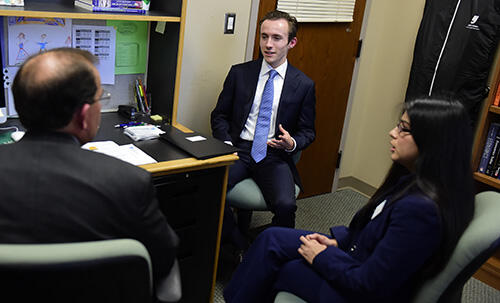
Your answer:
[350,98,475,277]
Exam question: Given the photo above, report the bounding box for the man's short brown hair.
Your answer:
[12,48,98,131]
[260,10,298,43]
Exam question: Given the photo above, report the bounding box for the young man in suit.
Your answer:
[0,48,178,286]
[211,10,316,252]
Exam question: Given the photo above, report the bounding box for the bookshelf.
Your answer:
[473,57,500,190]
[0,0,187,123]
[471,51,500,290]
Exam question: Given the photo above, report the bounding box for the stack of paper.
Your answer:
[0,0,24,7]
[82,141,157,165]
[124,125,164,141]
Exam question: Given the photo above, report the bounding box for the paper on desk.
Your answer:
[124,125,165,141]
[82,141,157,166]
[186,135,207,142]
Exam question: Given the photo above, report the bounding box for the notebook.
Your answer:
[160,125,239,160]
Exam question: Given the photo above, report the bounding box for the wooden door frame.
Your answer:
[332,0,372,192]
[246,0,371,196]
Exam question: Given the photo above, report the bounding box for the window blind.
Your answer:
[277,0,356,22]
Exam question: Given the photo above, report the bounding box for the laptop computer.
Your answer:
[159,125,239,160]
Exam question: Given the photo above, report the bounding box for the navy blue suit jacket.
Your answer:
[311,190,441,302]
[211,59,316,186]
[211,58,316,154]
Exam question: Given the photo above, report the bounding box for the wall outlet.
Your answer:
[224,13,236,34]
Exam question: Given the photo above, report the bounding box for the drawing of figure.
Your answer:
[16,32,29,62]
[37,34,49,53]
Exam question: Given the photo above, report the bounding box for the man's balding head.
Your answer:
[12,48,99,131]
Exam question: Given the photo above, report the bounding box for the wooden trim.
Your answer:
[337,176,376,197]
[170,0,188,125]
[139,154,237,176]
[139,122,237,176]
[473,172,500,190]
[473,253,500,291]
[252,0,278,60]
[490,105,500,115]
[0,8,181,22]
[210,166,230,303]
[172,121,194,133]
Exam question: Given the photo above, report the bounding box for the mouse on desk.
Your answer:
[10,131,25,142]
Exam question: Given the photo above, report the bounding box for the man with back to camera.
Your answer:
[0,48,178,288]
[211,10,316,253]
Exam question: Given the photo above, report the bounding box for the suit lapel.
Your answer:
[281,64,301,102]
[276,64,301,126]
[241,59,262,123]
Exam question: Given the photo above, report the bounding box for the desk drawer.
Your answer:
[174,225,196,260]
[152,167,226,303]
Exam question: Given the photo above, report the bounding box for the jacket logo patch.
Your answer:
[466,15,480,31]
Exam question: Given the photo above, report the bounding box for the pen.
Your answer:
[114,121,145,128]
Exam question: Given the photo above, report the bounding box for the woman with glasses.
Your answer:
[224,98,475,303]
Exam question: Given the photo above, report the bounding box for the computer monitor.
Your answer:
[0,92,6,124]
[0,17,6,124]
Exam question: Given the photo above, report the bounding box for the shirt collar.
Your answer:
[260,59,288,79]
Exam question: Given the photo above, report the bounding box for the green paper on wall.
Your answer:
[106,20,148,75]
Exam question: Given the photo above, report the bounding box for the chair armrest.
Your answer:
[155,259,182,303]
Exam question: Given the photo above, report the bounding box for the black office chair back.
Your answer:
[0,239,153,303]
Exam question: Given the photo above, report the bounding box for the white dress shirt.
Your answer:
[240,60,287,142]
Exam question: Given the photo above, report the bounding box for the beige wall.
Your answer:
[176,0,252,134]
[177,0,426,191]
[339,0,426,189]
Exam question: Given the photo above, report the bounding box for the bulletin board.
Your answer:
[1,17,150,117]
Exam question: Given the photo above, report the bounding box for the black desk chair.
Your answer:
[0,238,181,303]
[274,191,500,303]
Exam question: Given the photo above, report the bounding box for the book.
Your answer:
[478,122,500,174]
[493,145,500,178]
[493,83,500,107]
[74,0,147,14]
[486,132,500,176]
[488,133,500,176]
[0,0,23,6]
[81,0,149,9]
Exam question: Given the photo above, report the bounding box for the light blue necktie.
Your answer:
[251,69,278,163]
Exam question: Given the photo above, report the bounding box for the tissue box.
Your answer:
[124,125,164,141]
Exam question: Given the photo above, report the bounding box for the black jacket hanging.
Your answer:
[405,0,500,124]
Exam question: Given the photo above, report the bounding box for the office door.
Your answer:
[254,0,367,197]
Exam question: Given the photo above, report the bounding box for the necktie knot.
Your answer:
[268,69,278,80]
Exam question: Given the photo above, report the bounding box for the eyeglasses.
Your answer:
[89,90,111,104]
[99,90,111,101]
[397,120,411,135]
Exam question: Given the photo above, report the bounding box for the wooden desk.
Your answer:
[6,113,237,303]
[98,113,236,303]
